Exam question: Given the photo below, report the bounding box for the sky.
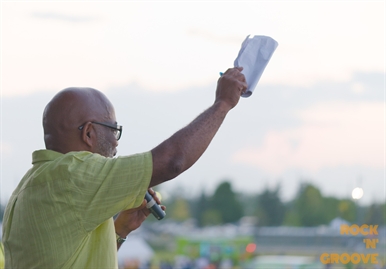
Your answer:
[0,1,385,207]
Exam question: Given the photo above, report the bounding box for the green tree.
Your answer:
[154,187,192,222]
[201,209,222,226]
[212,181,244,224]
[364,202,386,225]
[322,197,339,221]
[170,197,191,221]
[256,184,286,226]
[193,190,210,227]
[282,205,301,226]
[293,183,327,226]
[283,188,356,226]
[337,199,356,223]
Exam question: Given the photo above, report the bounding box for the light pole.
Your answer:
[352,186,364,224]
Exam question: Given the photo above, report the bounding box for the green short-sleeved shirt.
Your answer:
[2,149,153,269]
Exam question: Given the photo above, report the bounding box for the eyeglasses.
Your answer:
[78,121,123,140]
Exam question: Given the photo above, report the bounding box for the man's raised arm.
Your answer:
[150,67,247,187]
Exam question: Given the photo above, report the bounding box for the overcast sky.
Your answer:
[1,1,385,206]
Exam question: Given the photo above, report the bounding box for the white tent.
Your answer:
[117,234,154,267]
[329,217,350,230]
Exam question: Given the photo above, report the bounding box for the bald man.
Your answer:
[2,67,247,268]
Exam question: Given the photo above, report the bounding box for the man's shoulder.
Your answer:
[32,149,152,171]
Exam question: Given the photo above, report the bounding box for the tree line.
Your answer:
[0,180,384,226]
[157,180,385,227]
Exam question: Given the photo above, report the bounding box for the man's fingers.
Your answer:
[140,199,147,208]
[240,81,248,95]
[153,194,161,204]
[147,188,162,205]
[235,66,243,72]
[134,199,147,212]
[222,67,247,84]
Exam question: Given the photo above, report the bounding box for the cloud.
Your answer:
[0,142,13,155]
[232,101,384,175]
[187,28,242,45]
[30,12,98,23]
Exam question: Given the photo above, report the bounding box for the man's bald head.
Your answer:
[43,87,117,154]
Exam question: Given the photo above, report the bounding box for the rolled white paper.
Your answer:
[234,35,278,97]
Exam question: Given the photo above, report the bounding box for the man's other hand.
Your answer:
[114,189,165,238]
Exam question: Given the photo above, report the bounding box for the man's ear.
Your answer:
[81,122,94,148]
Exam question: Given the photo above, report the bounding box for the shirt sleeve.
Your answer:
[65,151,153,232]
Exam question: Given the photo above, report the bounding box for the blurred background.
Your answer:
[1,1,385,268]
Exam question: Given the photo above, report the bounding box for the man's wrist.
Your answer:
[115,233,127,244]
[213,99,233,113]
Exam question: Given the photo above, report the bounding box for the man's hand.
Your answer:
[114,189,165,240]
[215,67,248,110]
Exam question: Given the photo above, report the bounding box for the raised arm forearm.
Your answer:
[150,100,230,186]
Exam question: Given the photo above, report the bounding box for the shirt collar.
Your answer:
[32,149,64,164]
